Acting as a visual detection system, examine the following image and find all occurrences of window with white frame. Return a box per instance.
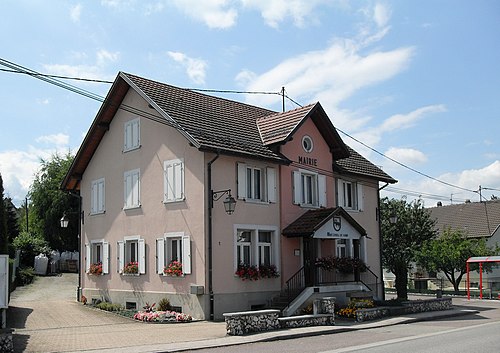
[118,236,145,274]
[234,226,279,270]
[156,233,191,275]
[124,118,140,152]
[85,240,109,274]
[163,159,185,203]
[237,163,276,203]
[293,170,326,208]
[124,169,140,209]
[337,179,363,211]
[90,178,105,214]
[336,239,351,258]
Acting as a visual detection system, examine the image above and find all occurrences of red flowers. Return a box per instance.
[235,264,279,281]
[89,262,103,275]
[123,261,139,274]
[163,261,183,276]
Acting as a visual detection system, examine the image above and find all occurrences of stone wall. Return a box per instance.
[0,329,13,353]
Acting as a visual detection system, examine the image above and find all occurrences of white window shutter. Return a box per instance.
[91,183,97,214]
[292,171,301,205]
[337,179,344,208]
[132,119,140,148]
[182,235,191,275]
[102,241,109,274]
[318,174,327,207]
[124,173,131,207]
[156,238,165,275]
[237,163,246,200]
[174,160,184,201]
[124,122,131,150]
[357,183,364,211]
[266,167,277,203]
[98,180,105,212]
[132,171,140,206]
[138,239,146,274]
[164,161,173,202]
[118,241,124,274]
[85,243,91,273]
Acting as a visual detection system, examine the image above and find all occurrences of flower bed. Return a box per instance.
[133,310,192,323]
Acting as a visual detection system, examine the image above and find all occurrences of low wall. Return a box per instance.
[0,329,13,353]
[224,297,335,336]
[356,297,452,322]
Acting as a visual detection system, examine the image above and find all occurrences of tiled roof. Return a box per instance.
[123,73,287,163]
[282,207,366,237]
[257,103,317,145]
[334,146,397,183]
[428,200,500,238]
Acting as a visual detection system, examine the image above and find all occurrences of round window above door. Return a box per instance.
[302,135,314,153]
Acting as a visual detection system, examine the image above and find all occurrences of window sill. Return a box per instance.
[162,274,185,278]
[243,199,271,205]
[121,273,140,276]
[163,199,185,204]
[123,145,141,153]
[123,205,141,211]
[89,211,106,216]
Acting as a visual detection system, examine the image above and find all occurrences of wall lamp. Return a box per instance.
[211,189,236,215]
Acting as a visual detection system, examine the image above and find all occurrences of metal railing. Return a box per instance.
[284,266,305,303]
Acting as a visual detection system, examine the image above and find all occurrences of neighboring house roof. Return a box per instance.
[282,207,367,238]
[256,103,350,160]
[62,72,396,191]
[334,146,397,184]
[428,200,500,238]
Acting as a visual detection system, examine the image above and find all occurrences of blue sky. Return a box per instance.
[1,0,499,207]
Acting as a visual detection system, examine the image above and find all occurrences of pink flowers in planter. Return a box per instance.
[123,261,139,274]
[133,310,192,322]
[89,262,103,275]
[235,264,279,281]
[163,261,183,276]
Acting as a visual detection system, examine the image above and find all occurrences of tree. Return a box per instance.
[5,197,20,257]
[380,197,436,300]
[0,173,8,254]
[416,228,499,293]
[28,153,78,252]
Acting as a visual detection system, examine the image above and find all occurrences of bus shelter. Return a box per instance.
[466,256,500,300]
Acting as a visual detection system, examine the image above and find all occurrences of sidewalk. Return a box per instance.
[7,274,484,353]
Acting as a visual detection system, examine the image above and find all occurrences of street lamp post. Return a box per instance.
[60,193,83,302]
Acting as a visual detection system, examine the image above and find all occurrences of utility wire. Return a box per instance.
[0,57,485,199]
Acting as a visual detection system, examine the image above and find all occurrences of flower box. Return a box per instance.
[123,261,139,275]
[163,261,183,277]
[89,262,103,275]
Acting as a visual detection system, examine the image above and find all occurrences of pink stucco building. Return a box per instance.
[62,72,396,320]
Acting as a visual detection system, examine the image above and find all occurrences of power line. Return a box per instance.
[0,57,484,199]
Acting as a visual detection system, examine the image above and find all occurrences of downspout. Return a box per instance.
[207,152,220,321]
[377,182,389,300]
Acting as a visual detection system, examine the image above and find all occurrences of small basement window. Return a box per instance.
[125,301,137,310]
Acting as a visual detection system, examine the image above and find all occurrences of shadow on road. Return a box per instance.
[6,306,33,329]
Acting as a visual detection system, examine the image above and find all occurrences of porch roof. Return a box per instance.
[282,207,366,238]
[466,256,500,263]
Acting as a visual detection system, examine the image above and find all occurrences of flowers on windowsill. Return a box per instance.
[163,261,183,276]
[89,262,103,275]
[235,264,280,281]
[123,261,139,274]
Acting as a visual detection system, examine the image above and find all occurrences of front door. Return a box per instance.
[303,237,316,287]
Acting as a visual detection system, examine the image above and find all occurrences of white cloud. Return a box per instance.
[100,0,135,8]
[379,104,447,133]
[241,0,326,28]
[70,4,82,23]
[373,3,391,28]
[167,51,207,85]
[36,133,70,146]
[37,98,50,105]
[43,50,120,81]
[385,147,428,165]
[171,0,238,29]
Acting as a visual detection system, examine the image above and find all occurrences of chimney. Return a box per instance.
[437,202,442,207]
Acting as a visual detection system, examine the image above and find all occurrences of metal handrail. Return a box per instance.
[284,266,305,302]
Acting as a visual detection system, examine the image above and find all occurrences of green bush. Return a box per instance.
[12,232,51,268]
[157,298,172,311]
[18,267,35,286]
[96,302,123,312]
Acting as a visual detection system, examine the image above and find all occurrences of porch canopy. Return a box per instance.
[282,207,366,239]
[466,256,500,300]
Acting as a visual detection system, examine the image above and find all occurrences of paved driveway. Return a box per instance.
[7,274,226,353]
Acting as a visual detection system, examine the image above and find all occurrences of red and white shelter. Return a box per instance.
[466,256,500,300]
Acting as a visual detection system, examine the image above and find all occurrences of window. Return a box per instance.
[118,236,145,274]
[237,163,276,203]
[233,225,279,271]
[124,118,140,152]
[302,135,314,153]
[124,169,140,209]
[293,170,326,207]
[336,239,350,258]
[236,231,252,265]
[337,179,363,211]
[156,233,191,275]
[90,178,105,214]
[85,240,109,274]
[164,159,185,203]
